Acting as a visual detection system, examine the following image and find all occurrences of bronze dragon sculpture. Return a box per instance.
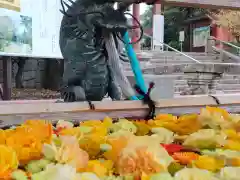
[59,0,156,102]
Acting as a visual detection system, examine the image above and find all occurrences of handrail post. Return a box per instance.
[219,41,225,62]
[205,37,215,54]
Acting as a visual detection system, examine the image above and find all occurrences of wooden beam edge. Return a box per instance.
[0,2,20,12]
[0,95,239,115]
[162,0,240,10]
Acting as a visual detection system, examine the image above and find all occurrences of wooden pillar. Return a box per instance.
[153,2,162,15]
[132,4,140,51]
[2,57,12,100]
[152,1,163,50]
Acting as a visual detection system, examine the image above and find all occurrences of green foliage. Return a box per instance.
[141,5,153,29]
[19,15,32,47]
[0,39,4,51]
[141,6,207,50]
[140,6,153,48]
[164,6,206,50]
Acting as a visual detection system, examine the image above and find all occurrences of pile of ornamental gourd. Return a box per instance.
[1,106,240,180]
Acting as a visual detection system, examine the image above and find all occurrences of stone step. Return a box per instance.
[216,84,240,90]
[137,51,211,56]
[138,52,218,58]
[126,72,240,80]
[137,52,219,58]
[148,58,220,62]
[215,90,240,93]
[127,73,240,91]
[174,90,240,96]
[138,56,219,62]
[175,83,240,90]
[140,61,221,66]
[126,63,240,75]
[177,79,240,84]
[125,67,239,75]
[124,62,233,67]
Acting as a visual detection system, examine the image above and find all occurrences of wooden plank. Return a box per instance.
[0,104,239,128]
[163,0,240,9]
[0,95,239,128]
[93,96,217,111]
[0,101,90,115]
[0,94,239,116]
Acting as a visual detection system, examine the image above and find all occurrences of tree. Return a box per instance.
[212,10,240,42]
[140,6,206,50]
[164,7,206,50]
[19,15,32,46]
[141,6,153,29]
[0,16,14,50]
[140,6,153,48]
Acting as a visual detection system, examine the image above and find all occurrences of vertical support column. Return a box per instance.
[152,2,162,15]
[189,23,193,52]
[132,4,140,51]
[152,1,164,50]
[2,56,12,100]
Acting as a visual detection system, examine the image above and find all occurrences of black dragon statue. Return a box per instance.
[59,0,155,102]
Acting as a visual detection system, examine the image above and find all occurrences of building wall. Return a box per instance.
[213,26,234,51]
[0,58,61,89]
[189,19,211,52]
[4,58,45,88]
[215,26,234,42]
[142,18,234,52]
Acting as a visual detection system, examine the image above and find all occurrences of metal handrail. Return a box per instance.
[208,36,240,51]
[143,34,240,66]
[143,33,202,64]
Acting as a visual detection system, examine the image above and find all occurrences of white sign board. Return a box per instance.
[179,31,184,42]
[193,26,210,47]
[152,14,164,49]
[0,0,63,58]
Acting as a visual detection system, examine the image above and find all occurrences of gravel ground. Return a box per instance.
[11,88,61,100]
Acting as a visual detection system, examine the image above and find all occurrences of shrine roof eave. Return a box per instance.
[162,0,240,10]
[183,15,210,24]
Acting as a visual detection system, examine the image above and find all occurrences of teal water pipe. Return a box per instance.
[123,32,148,96]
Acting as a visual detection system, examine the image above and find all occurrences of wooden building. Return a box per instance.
[183,15,234,52]
[132,1,237,51]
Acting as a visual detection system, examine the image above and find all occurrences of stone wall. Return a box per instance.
[13,58,45,88]
[0,58,53,88]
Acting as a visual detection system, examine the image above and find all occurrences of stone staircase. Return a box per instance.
[124,51,240,96]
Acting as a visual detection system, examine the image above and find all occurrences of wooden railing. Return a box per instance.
[0,94,239,127]
[206,36,240,63]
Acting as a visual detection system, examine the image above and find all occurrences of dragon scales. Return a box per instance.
[59,0,156,102]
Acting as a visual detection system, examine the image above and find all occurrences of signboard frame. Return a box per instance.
[193,26,210,48]
[0,0,20,11]
[0,0,63,58]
